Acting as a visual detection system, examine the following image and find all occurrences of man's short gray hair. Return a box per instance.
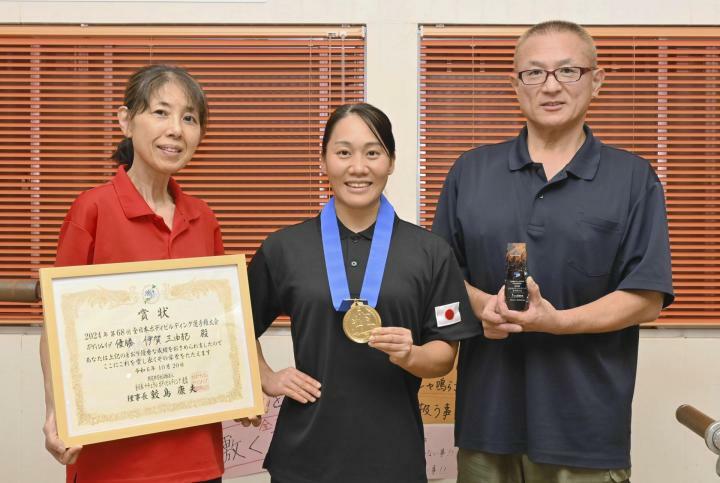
[514,20,597,68]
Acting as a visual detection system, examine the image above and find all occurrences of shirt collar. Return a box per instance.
[338,220,375,240]
[508,126,534,171]
[111,165,201,221]
[508,124,601,181]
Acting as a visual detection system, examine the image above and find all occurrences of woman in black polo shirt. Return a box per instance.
[247,103,481,483]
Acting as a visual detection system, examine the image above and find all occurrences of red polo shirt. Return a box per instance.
[56,166,224,483]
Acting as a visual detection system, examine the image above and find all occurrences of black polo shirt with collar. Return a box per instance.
[248,214,482,483]
[432,125,674,469]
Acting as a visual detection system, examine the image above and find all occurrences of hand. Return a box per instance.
[368,326,414,366]
[262,367,321,404]
[234,415,262,427]
[480,291,523,339]
[43,411,82,465]
[498,277,565,334]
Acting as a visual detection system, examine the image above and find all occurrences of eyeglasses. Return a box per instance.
[516,67,595,85]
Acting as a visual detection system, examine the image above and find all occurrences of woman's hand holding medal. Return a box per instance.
[368,326,414,367]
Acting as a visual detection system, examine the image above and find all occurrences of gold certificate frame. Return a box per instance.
[40,254,263,446]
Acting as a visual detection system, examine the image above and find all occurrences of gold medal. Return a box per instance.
[342,300,382,343]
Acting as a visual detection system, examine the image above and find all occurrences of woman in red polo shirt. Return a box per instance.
[39,65,224,483]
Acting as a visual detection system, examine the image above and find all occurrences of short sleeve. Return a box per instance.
[616,176,674,307]
[419,241,482,344]
[247,244,283,337]
[432,158,469,279]
[55,202,96,267]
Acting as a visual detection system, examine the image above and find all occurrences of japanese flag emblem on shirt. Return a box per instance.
[435,301,461,327]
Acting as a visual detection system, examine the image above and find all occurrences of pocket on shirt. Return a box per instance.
[568,211,622,277]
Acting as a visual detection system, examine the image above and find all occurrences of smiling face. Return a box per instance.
[321,113,395,218]
[511,31,604,135]
[118,81,202,178]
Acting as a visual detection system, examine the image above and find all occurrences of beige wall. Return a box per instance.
[1,0,719,482]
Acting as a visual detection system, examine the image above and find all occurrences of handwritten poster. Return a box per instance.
[222,395,284,478]
[425,424,458,480]
[419,365,457,424]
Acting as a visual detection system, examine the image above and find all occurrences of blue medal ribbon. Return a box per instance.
[320,194,395,312]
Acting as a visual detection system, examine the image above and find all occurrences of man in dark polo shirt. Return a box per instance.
[432,20,674,482]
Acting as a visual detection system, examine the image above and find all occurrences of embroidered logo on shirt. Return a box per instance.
[435,301,461,327]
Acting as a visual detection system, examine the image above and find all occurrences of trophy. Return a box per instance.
[505,243,529,311]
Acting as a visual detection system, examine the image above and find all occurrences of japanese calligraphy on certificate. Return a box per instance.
[40,255,263,446]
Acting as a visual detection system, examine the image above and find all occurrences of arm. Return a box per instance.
[256,339,321,403]
[41,212,91,464]
[246,247,321,404]
[433,157,514,341]
[496,277,663,335]
[40,330,82,464]
[369,328,458,378]
[560,288,663,333]
[489,170,671,336]
[465,281,490,319]
[465,281,522,339]
[236,340,322,427]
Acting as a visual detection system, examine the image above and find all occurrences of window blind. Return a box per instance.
[419,26,720,326]
[0,25,365,322]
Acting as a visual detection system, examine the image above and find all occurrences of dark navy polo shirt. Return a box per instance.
[432,125,674,469]
[248,214,483,483]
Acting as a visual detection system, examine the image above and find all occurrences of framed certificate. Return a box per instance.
[40,254,263,446]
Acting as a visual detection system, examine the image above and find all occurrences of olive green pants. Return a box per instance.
[457,449,631,483]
